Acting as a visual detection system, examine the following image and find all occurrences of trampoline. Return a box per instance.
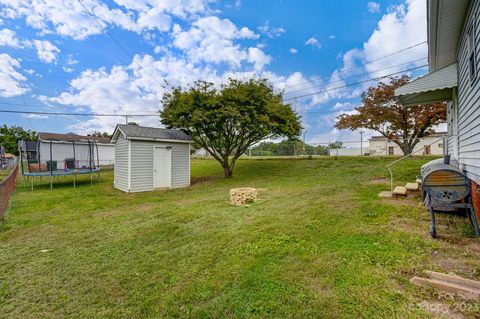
[19,138,101,190]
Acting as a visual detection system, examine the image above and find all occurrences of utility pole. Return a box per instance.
[125,115,128,125]
[303,130,307,155]
[360,130,364,156]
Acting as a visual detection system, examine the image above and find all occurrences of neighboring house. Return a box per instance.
[328,147,368,156]
[395,1,480,212]
[23,141,39,160]
[111,124,192,193]
[369,132,447,156]
[192,148,211,158]
[33,132,115,167]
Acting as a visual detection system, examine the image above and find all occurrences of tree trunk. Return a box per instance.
[223,166,233,178]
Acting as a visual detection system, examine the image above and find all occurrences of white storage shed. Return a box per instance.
[111,124,192,193]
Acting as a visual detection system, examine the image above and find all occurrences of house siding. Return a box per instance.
[38,141,115,167]
[457,0,480,183]
[128,140,190,193]
[114,135,129,192]
[368,135,446,156]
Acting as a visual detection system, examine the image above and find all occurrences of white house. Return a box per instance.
[395,1,480,215]
[328,147,368,156]
[36,132,115,168]
[368,132,447,156]
[111,124,192,193]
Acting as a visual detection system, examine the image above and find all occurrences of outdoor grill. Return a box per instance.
[421,158,480,238]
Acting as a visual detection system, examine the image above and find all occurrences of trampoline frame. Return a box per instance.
[19,138,101,190]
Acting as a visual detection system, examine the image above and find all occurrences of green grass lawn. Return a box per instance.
[1,157,479,318]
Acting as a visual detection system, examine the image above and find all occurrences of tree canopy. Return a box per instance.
[160,78,302,177]
[335,75,446,155]
[0,125,37,155]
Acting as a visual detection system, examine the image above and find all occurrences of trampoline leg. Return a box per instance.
[429,206,437,238]
[73,174,76,188]
[90,173,92,186]
[31,176,33,191]
[50,175,53,190]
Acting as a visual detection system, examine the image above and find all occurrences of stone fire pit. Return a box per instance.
[230,187,257,205]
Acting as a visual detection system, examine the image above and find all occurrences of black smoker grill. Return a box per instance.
[421,159,480,238]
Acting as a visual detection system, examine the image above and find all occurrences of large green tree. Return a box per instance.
[335,76,446,155]
[161,78,302,177]
[0,125,37,155]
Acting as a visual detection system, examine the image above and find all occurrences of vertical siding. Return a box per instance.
[457,0,480,183]
[114,136,129,192]
[130,141,154,192]
[170,142,190,188]
[129,140,190,193]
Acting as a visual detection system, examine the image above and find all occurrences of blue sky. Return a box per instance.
[0,0,430,144]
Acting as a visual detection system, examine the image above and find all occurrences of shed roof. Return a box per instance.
[112,124,192,143]
[38,132,111,144]
[394,63,457,105]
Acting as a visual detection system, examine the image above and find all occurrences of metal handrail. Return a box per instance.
[386,136,450,193]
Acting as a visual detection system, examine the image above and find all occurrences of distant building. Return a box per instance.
[368,132,447,156]
[328,147,368,156]
[19,132,115,168]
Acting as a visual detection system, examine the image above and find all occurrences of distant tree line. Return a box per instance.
[0,125,37,155]
[249,140,344,156]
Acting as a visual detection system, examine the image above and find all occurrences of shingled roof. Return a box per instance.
[38,132,111,143]
[113,124,192,142]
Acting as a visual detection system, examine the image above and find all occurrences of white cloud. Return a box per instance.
[0,0,214,40]
[40,53,314,132]
[367,2,381,13]
[172,16,266,68]
[0,28,21,47]
[360,0,427,76]
[0,53,29,97]
[258,21,286,38]
[289,48,298,55]
[328,34,336,40]
[305,37,321,48]
[32,40,60,64]
[39,53,220,132]
[248,47,271,71]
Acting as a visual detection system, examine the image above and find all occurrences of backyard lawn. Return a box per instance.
[1,157,479,318]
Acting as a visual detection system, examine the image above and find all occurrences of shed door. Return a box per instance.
[388,147,394,155]
[154,147,171,188]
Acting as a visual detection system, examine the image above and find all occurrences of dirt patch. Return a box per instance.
[417,301,466,319]
[93,209,120,218]
[382,198,422,207]
[190,176,221,185]
[370,178,388,184]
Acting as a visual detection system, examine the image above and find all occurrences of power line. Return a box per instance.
[0,109,158,117]
[284,64,428,102]
[1,65,428,117]
[76,0,166,88]
[282,40,427,92]
[283,57,427,96]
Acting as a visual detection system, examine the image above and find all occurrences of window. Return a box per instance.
[467,19,477,82]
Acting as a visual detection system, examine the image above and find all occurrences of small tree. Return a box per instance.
[0,125,37,155]
[328,141,344,149]
[161,79,302,177]
[335,76,446,155]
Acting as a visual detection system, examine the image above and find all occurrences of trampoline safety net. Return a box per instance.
[18,139,101,177]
